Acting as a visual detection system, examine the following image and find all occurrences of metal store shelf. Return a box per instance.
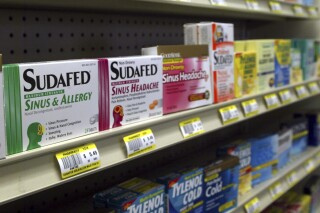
[0,78,320,205]
[0,0,318,20]
[231,146,320,213]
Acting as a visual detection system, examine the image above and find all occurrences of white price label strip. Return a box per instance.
[246,0,259,10]
[219,105,240,124]
[279,89,292,104]
[308,82,320,94]
[269,182,284,200]
[123,129,156,158]
[287,171,298,186]
[293,5,304,16]
[244,197,260,213]
[56,143,100,179]
[305,159,316,173]
[295,85,309,98]
[210,0,226,5]
[264,93,280,109]
[179,117,204,138]
[269,1,282,13]
[241,99,259,117]
[309,7,318,17]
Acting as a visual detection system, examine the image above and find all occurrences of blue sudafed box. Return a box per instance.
[249,134,278,187]
[276,128,293,170]
[203,156,240,213]
[305,112,320,146]
[156,167,204,213]
[93,177,165,213]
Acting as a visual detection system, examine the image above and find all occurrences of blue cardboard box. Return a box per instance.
[203,156,240,213]
[249,134,278,187]
[276,128,293,170]
[157,168,204,213]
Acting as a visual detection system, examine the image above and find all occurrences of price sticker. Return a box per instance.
[246,0,259,10]
[295,85,309,98]
[269,182,284,200]
[123,129,156,158]
[56,143,100,179]
[269,1,282,13]
[293,5,304,16]
[305,159,316,173]
[264,93,280,109]
[279,89,292,104]
[219,105,240,125]
[210,0,226,5]
[179,117,205,138]
[287,171,298,186]
[241,99,259,117]
[244,197,260,213]
[308,7,318,17]
[308,82,320,94]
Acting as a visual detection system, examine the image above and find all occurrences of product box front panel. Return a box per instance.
[157,168,204,213]
[242,51,257,96]
[290,48,303,84]
[198,22,234,103]
[293,39,316,80]
[3,60,99,154]
[246,40,275,92]
[234,52,244,98]
[203,157,240,213]
[277,129,293,169]
[100,56,163,129]
[274,39,291,87]
[142,45,212,114]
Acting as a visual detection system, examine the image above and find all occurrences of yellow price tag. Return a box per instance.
[241,99,259,117]
[123,129,156,158]
[219,105,240,125]
[264,93,280,109]
[279,89,292,104]
[293,5,304,16]
[269,1,282,13]
[269,182,284,200]
[305,159,316,173]
[308,82,320,94]
[295,85,309,98]
[287,171,298,186]
[56,143,100,179]
[179,117,204,138]
[244,197,260,213]
[246,0,259,10]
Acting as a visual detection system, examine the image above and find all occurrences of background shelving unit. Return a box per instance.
[0,0,320,212]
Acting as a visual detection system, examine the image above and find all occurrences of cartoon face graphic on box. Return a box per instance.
[27,122,44,150]
[113,105,124,128]
[215,25,224,43]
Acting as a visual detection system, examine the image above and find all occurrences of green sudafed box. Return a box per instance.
[3,60,99,155]
[93,178,165,213]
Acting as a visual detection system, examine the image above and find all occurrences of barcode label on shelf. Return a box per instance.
[241,99,259,117]
[56,143,100,179]
[244,197,260,213]
[179,117,204,138]
[269,1,282,13]
[269,182,284,200]
[308,82,320,94]
[279,89,292,104]
[308,7,318,17]
[305,159,316,173]
[123,129,156,158]
[295,85,309,98]
[246,0,259,10]
[210,0,226,5]
[219,105,240,124]
[293,5,304,16]
[287,171,298,186]
[264,93,280,109]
